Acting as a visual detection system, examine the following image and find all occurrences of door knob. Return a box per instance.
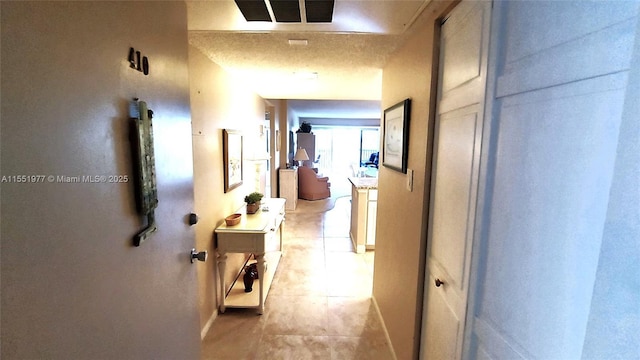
[434,278,444,287]
[190,249,207,263]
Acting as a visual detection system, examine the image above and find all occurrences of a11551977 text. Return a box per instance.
[1,175,130,184]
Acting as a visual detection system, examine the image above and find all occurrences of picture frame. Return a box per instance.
[223,129,243,193]
[382,98,411,173]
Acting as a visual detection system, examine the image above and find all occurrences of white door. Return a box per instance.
[420,1,491,358]
[467,2,639,359]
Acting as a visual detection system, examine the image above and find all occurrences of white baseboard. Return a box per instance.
[372,295,398,360]
[200,309,218,340]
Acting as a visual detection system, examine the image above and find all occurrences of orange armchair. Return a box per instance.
[298,166,331,200]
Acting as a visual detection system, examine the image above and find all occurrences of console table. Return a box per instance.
[214,198,286,314]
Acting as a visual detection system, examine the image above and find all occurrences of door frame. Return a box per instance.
[418,1,494,358]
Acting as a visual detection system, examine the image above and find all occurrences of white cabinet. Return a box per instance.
[348,177,378,253]
[279,168,298,211]
[366,190,378,247]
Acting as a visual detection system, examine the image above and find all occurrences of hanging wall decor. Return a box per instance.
[223,129,243,193]
[129,99,158,246]
[382,98,411,173]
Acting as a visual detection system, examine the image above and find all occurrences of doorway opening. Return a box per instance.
[312,126,380,197]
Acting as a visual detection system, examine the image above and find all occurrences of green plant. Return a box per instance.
[296,121,312,133]
[244,192,264,204]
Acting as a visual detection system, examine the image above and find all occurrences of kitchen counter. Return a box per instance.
[349,177,378,253]
[348,177,378,189]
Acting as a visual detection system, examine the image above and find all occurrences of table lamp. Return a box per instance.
[293,148,309,167]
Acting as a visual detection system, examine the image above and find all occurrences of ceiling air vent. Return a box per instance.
[271,0,301,22]
[235,0,334,23]
[305,0,334,23]
[234,0,272,22]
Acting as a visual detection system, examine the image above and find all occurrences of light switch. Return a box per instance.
[407,169,413,192]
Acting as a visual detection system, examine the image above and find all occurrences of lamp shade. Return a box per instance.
[293,148,309,161]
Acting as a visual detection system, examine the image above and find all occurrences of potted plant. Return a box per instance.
[296,121,312,133]
[244,192,264,214]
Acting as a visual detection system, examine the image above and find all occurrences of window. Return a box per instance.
[313,126,379,176]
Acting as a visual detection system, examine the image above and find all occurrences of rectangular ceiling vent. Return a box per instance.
[235,0,334,23]
[234,0,272,22]
[305,0,334,23]
[271,0,302,22]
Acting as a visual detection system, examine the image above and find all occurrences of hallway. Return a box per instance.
[201,197,394,359]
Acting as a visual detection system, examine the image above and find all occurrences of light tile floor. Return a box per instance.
[201,197,394,359]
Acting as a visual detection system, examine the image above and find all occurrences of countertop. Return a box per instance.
[348,177,378,189]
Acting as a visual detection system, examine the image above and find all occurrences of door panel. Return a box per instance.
[469,2,638,359]
[421,1,490,358]
[430,110,479,290]
[441,5,484,93]
[424,279,461,360]
[468,1,640,359]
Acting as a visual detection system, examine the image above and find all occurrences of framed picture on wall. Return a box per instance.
[223,129,243,193]
[382,98,411,173]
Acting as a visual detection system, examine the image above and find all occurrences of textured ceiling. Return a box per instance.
[187,1,429,34]
[187,0,430,117]
[188,31,402,100]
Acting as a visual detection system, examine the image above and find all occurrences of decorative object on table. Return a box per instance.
[243,263,258,292]
[296,121,312,133]
[224,213,241,226]
[382,98,411,173]
[244,192,264,214]
[129,98,158,246]
[293,148,309,167]
[223,129,243,193]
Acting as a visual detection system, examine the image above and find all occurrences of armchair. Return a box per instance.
[298,166,331,200]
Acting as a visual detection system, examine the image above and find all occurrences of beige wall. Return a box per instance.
[265,99,291,196]
[280,100,293,168]
[374,2,457,359]
[188,46,266,335]
[265,102,278,198]
[274,99,293,169]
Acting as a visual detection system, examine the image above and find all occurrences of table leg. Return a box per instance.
[256,253,266,314]
[217,252,227,313]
